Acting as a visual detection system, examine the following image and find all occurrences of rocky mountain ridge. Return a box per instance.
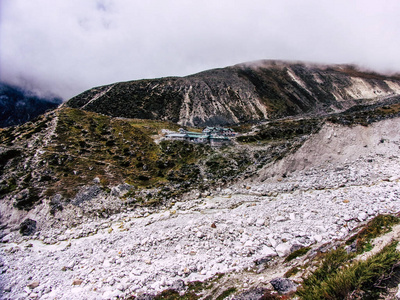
[67,60,400,127]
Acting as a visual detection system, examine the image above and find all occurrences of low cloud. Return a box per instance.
[1,0,400,100]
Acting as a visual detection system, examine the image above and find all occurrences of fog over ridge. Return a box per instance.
[1,0,399,100]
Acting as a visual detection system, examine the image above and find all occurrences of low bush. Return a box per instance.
[297,241,400,299]
[346,214,400,253]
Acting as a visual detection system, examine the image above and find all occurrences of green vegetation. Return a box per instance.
[284,266,301,278]
[152,289,199,300]
[346,214,400,253]
[138,275,223,300]
[297,241,400,300]
[1,107,276,210]
[203,150,251,184]
[42,108,211,200]
[297,215,400,299]
[237,119,321,144]
[0,113,52,145]
[0,106,314,211]
[215,287,237,300]
[285,246,311,262]
[0,177,17,196]
[328,102,400,126]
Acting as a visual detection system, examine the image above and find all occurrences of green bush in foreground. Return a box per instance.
[297,241,400,300]
[285,246,312,262]
[346,214,400,253]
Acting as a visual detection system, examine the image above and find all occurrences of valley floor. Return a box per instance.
[1,118,400,299]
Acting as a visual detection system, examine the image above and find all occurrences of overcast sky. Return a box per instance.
[1,0,400,100]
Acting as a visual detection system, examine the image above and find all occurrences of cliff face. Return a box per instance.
[66,60,400,127]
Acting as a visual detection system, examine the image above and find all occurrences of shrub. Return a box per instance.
[297,241,400,300]
[346,214,400,253]
[285,246,311,262]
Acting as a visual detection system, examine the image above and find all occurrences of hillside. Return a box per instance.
[66,60,400,127]
[1,102,400,299]
[0,82,62,128]
[2,61,400,299]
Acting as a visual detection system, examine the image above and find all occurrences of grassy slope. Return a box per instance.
[2,97,400,210]
[42,108,211,200]
[0,108,214,209]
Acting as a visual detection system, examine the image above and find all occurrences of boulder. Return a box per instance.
[27,281,40,289]
[260,246,277,257]
[270,278,297,294]
[275,243,291,257]
[233,288,268,300]
[19,218,37,236]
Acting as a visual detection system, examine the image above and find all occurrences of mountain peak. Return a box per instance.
[66,60,400,127]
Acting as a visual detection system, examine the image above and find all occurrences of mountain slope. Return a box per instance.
[0,82,62,128]
[66,60,400,127]
[2,107,400,299]
[2,61,400,298]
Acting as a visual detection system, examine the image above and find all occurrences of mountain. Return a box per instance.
[67,60,400,127]
[2,61,400,299]
[0,82,62,128]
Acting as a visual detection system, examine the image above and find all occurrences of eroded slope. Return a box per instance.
[67,61,400,127]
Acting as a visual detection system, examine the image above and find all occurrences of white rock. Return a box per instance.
[58,235,67,241]
[358,212,368,221]
[256,219,265,227]
[244,240,254,247]
[343,214,353,221]
[67,261,76,269]
[260,246,277,257]
[102,289,121,299]
[275,243,291,257]
[268,235,278,248]
[159,211,171,220]
[390,175,400,182]
[276,216,287,222]
[313,235,323,243]
[395,283,400,299]
[196,231,204,238]
[103,259,111,268]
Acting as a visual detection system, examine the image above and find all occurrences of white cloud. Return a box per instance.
[1,0,400,99]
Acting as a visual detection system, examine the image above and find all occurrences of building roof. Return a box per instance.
[210,136,229,140]
[166,133,187,138]
[186,131,203,136]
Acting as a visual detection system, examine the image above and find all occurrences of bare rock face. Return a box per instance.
[66,60,400,127]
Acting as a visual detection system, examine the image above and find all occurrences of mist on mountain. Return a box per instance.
[0,82,62,128]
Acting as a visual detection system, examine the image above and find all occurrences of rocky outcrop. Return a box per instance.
[66,60,400,127]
